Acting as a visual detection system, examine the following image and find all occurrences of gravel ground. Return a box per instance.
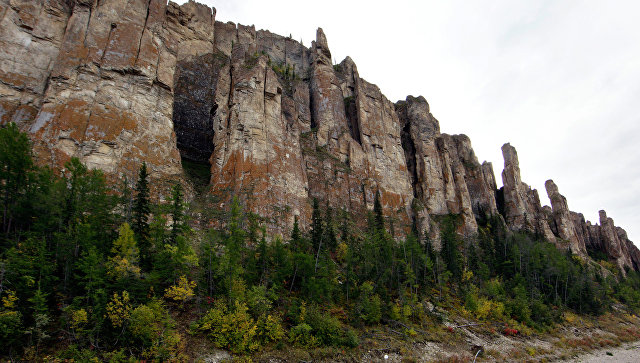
[572,343,640,363]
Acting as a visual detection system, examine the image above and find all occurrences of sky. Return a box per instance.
[177,0,640,245]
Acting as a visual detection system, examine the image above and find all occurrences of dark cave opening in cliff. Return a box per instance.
[400,120,419,199]
[344,96,362,145]
[172,57,219,191]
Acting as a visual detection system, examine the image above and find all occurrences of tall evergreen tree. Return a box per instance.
[0,123,33,236]
[119,174,133,224]
[440,215,463,280]
[373,189,385,233]
[325,202,337,252]
[290,215,302,250]
[310,198,323,253]
[169,183,185,245]
[132,162,151,270]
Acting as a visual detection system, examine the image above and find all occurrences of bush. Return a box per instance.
[256,314,285,344]
[306,307,359,347]
[56,344,100,362]
[129,305,158,344]
[389,301,413,323]
[342,328,359,348]
[0,310,23,349]
[530,299,554,328]
[106,291,132,328]
[247,285,274,317]
[475,298,505,321]
[357,281,382,324]
[306,309,342,346]
[507,290,532,324]
[163,275,196,305]
[128,300,184,360]
[289,323,318,348]
[198,301,259,353]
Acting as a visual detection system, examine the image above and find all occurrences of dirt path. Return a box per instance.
[568,342,640,362]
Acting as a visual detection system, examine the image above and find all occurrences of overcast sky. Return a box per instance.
[178,0,640,245]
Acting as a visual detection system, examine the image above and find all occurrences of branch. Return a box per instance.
[452,323,484,328]
[383,318,428,334]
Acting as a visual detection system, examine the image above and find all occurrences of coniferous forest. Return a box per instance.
[2,122,640,361]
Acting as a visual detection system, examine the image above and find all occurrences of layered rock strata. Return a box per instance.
[501,144,556,242]
[545,179,586,255]
[0,0,638,271]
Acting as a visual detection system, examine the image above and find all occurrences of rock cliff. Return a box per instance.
[1,0,638,272]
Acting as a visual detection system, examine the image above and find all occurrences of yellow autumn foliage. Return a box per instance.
[475,297,505,321]
[70,308,88,329]
[107,223,141,279]
[106,291,132,328]
[2,290,18,309]
[197,301,260,353]
[164,275,196,303]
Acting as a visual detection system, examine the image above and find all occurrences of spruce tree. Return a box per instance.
[440,215,463,280]
[169,183,185,245]
[373,189,385,233]
[340,209,350,243]
[325,202,337,252]
[119,174,133,223]
[290,215,302,250]
[311,198,323,253]
[0,123,32,236]
[132,162,151,270]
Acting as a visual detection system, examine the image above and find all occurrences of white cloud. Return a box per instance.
[178,0,640,245]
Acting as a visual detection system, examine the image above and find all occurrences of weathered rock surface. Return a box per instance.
[501,143,556,242]
[395,96,502,239]
[599,211,634,272]
[545,179,586,255]
[20,0,216,187]
[0,0,72,128]
[0,0,638,271]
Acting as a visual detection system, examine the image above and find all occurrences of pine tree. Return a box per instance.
[340,209,350,243]
[119,174,133,223]
[75,246,105,305]
[310,198,323,253]
[0,123,33,236]
[290,215,302,250]
[440,215,463,280]
[132,162,151,270]
[373,189,385,233]
[311,198,324,273]
[169,183,185,245]
[325,202,337,252]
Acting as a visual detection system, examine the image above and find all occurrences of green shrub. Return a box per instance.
[56,344,99,362]
[306,309,342,346]
[247,285,274,317]
[129,304,158,344]
[256,314,285,344]
[103,349,138,363]
[342,328,359,348]
[357,281,382,324]
[198,301,259,353]
[127,300,183,360]
[0,310,23,349]
[289,323,318,348]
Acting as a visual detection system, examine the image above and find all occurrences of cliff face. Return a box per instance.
[1,0,638,272]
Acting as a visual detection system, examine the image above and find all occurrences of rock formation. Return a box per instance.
[0,0,638,272]
[545,179,586,255]
[500,144,556,242]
